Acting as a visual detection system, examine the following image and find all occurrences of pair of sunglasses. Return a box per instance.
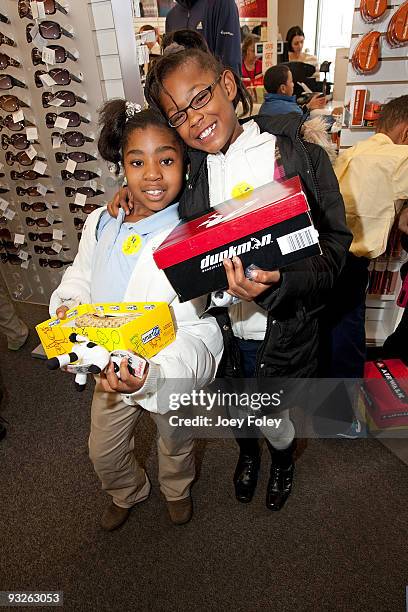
[28,231,62,242]
[46,111,89,129]
[0,185,10,194]
[0,95,29,112]
[65,186,104,198]
[11,170,50,181]
[52,131,93,147]
[0,115,34,133]
[26,216,62,227]
[21,202,58,212]
[7,152,46,167]
[1,240,26,253]
[0,13,10,24]
[18,0,68,19]
[0,75,27,90]
[42,90,85,108]
[32,45,76,66]
[69,202,100,214]
[26,21,73,44]
[34,244,69,254]
[0,53,21,70]
[62,169,99,182]
[0,252,31,265]
[2,133,38,150]
[73,217,85,230]
[55,151,96,164]
[34,69,81,88]
[17,186,54,196]
[39,258,72,268]
[0,32,15,47]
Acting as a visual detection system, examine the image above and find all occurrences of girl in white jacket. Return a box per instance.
[50,101,223,531]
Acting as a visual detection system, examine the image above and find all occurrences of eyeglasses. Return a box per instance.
[2,133,38,150]
[168,74,222,128]
[21,202,58,212]
[65,186,104,198]
[52,131,93,147]
[0,13,10,24]
[34,69,81,88]
[42,90,86,108]
[0,95,29,112]
[11,170,50,180]
[6,151,46,167]
[28,231,60,242]
[0,75,27,90]
[0,115,33,133]
[46,111,89,129]
[39,258,72,268]
[26,21,73,44]
[0,53,21,70]
[1,252,31,265]
[18,0,68,19]
[17,186,54,196]
[0,32,15,48]
[69,202,100,214]
[31,45,76,67]
[26,216,62,227]
[61,169,99,182]
[34,244,69,254]
[55,151,96,164]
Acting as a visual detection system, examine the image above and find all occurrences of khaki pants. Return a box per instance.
[0,282,27,347]
[89,382,195,508]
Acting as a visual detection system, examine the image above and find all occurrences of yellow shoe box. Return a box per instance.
[36,302,175,359]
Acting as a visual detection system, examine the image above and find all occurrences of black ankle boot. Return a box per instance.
[266,441,296,511]
[233,452,260,503]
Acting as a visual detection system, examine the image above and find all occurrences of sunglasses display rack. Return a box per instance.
[340,0,408,347]
[0,0,124,305]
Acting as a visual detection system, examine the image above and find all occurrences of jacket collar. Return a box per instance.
[175,0,199,8]
[264,93,297,103]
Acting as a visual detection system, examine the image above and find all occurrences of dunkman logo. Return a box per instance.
[142,326,160,344]
[200,234,272,271]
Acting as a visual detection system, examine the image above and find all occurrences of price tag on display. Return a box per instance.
[30,1,39,19]
[12,109,24,123]
[36,183,48,196]
[54,116,70,130]
[52,135,62,149]
[26,126,38,141]
[0,198,9,212]
[21,259,30,269]
[45,212,55,225]
[65,159,77,173]
[18,250,29,261]
[52,228,63,241]
[37,1,46,18]
[14,233,25,245]
[74,193,87,206]
[85,179,97,190]
[26,145,38,160]
[42,47,56,65]
[39,73,57,87]
[51,241,62,253]
[48,96,64,107]
[33,160,47,175]
[4,209,15,220]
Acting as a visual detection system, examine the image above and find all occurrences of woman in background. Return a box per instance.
[241,34,263,94]
[286,25,319,78]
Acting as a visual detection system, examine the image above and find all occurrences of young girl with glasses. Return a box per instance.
[112,47,351,512]
[49,100,223,531]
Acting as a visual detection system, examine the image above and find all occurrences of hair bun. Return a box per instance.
[163,42,185,56]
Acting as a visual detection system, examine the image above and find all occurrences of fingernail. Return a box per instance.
[223,258,231,267]
[249,270,258,280]
[233,256,239,264]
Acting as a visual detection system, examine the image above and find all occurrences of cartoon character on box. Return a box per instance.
[46,333,147,392]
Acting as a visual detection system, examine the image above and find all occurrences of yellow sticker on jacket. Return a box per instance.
[231,181,254,199]
[122,233,142,255]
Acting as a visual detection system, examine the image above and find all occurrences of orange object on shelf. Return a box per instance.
[360,0,388,23]
[352,31,381,74]
[364,101,382,127]
[386,0,408,48]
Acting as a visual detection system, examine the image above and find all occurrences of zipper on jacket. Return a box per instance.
[295,120,321,205]
[254,311,275,375]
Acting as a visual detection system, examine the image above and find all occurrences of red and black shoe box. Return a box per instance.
[153,176,321,302]
[362,359,408,429]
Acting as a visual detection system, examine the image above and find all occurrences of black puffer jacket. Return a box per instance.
[178,113,353,379]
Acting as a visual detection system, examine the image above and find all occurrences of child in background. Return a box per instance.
[113,47,351,511]
[50,101,223,531]
[260,65,326,116]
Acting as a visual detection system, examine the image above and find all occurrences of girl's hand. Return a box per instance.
[223,257,280,301]
[107,186,133,218]
[306,95,326,111]
[99,359,149,395]
[56,305,69,320]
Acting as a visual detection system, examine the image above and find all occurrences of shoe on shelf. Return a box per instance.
[100,503,130,531]
[233,453,260,503]
[336,418,366,439]
[8,324,29,351]
[266,440,296,511]
[166,496,193,525]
